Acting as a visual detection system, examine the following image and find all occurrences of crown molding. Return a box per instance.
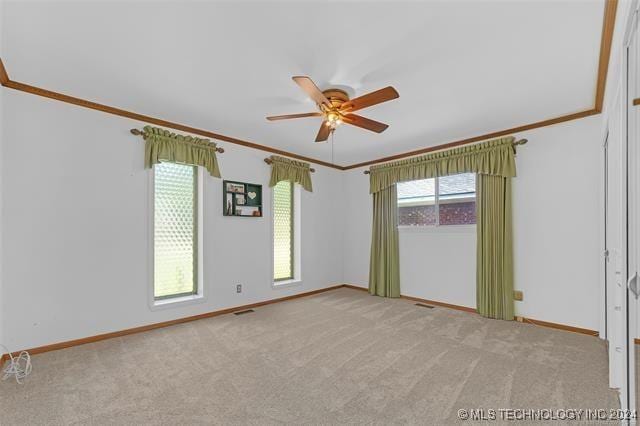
[342,109,600,170]
[344,0,617,170]
[1,76,345,170]
[595,0,618,113]
[0,0,617,171]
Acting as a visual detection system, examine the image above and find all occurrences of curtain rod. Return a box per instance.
[264,158,315,173]
[130,128,225,153]
[363,138,528,174]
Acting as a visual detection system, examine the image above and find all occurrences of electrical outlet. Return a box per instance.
[236,284,242,293]
[513,290,523,301]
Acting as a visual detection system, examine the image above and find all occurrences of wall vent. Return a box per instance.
[415,303,435,309]
[233,309,255,315]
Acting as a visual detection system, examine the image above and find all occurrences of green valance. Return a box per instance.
[143,125,221,178]
[268,155,313,192]
[368,136,516,193]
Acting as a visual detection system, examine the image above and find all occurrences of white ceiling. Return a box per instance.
[4,0,604,166]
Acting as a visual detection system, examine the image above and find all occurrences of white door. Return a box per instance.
[628,12,640,418]
[606,90,628,404]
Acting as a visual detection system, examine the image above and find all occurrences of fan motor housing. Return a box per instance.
[322,89,350,107]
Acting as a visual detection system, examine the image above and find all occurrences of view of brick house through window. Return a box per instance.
[397,173,476,226]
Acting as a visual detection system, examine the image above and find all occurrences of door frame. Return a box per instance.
[626,17,635,414]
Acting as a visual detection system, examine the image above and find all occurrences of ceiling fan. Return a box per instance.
[266,76,399,142]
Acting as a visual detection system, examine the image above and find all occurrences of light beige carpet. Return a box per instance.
[0,288,618,425]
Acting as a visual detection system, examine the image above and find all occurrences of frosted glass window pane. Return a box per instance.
[154,162,197,299]
[273,181,293,280]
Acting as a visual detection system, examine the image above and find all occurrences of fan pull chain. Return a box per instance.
[331,130,335,165]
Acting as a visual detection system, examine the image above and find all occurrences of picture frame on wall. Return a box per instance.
[226,182,245,193]
[226,193,233,215]
[223,180,262,217]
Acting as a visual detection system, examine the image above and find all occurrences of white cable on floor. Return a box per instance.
[0,344,31,384]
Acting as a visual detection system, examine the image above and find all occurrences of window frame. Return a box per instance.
[271,181,301,287]
[397,174,477,228]
[273,181,294,282]
[148,163,205,310]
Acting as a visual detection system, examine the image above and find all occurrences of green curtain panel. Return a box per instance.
[268,155,313,192]
[369,184,400,298]
[366,136,518,317]
[143,125,221,177]
[368,136,515,194]
[476,174,514,320]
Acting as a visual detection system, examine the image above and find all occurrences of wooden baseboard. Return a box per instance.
[0,284,344,360]
[342,284,368,292]
[341,284,598,336]
[0,283,601,362]
[400,293,477,313]
[519,317,598,336]
[344,284,477,313]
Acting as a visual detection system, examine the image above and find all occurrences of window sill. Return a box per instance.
[150,294,205,311]
[272,279,302,289]
[398,224,476,234]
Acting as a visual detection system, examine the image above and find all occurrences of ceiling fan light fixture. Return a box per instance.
[326,111,340,124]
[266,76,399,143]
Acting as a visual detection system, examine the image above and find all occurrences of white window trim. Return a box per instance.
[398,175,476,228]
[271,183,302,288]
[398,224,476,233]
[147,164,205,310]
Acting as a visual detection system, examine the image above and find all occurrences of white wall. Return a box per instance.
[512,115,603,330]
[343,115,604,330]
[1,90,345,351]
[343,170,477,307]
[0,77,608,350]
[0,0,4,352]
[400,227,476,307]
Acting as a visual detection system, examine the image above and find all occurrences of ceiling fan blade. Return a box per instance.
[292,76,331,107]
[342,114,389,133]
[266,112,322,121]
[340,86,399,112]
[315,122,331,142]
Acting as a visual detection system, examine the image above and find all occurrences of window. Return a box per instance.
[397,178,437,226]
[437,173,476,225]
[273,181,294,281]
[154,162,198,300]
[397,173,476,226]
